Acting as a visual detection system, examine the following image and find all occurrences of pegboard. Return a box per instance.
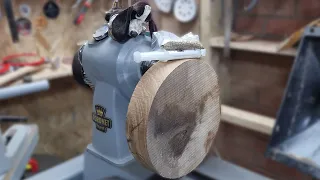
[0,0,199,59]
[0,0,123,59]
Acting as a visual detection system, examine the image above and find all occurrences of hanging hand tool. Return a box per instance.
[74,0,93,25]
[3,0,19,42]
[0,53,45,75]
[16,17,32,36]
[0,53,45,86]
[34,16,48,30]
[19,4,32,18]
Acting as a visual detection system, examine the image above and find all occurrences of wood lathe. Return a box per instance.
[21,2,269,180]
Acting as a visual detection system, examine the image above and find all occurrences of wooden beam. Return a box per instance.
[200,0,213,67]
[210,36,296,57]
[221,105,275,135]
[201,0,222,69]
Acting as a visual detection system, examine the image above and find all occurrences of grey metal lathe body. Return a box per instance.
[80,33,153,179]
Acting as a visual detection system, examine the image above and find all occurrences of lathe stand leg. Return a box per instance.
[84,144,154,180]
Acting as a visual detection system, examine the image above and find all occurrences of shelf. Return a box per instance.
[210,36,297,57]
[1,64,72,87]
[28,64,72,82]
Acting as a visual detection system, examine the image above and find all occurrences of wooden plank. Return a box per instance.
[29,64,72,82]
[222,0,233,59]
[277,18,320,51]
[221,105,275,135]
[200,0,213,66]
[210,36,297,57]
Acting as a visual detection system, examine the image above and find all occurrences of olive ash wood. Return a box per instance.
[126,59,221,179]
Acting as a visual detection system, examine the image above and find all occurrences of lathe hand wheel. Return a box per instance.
[126,59,221,179]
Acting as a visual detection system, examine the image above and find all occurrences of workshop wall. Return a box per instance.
[0,78,93,159]
[0,0,116,160]
[0,1,307,179]
[225,51,293,117]
[147,0,200,35]
[0,0,200,160]
[0,0,199,58]
[0,0,111,59]
[222,0,316,116]
[216,0,315,179]
[235,0,320,40]
[215,123,313,180]
[217,49,311,177]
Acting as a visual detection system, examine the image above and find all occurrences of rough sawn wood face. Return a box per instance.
[126,59,221,179]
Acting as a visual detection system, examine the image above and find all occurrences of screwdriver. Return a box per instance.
[74,0,93,25]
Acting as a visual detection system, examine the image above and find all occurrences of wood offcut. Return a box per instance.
[126,59,221,179]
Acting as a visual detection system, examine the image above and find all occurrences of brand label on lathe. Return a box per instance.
[92,105,112,133]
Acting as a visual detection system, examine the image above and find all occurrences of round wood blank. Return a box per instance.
[126,59,220,179]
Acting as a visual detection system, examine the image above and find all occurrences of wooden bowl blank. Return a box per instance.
[126,59,220,179]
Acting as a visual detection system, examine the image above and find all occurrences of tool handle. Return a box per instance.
[2,53,45,66]
[3,0,19,42]
[74,0,92,25]
[0,116,28,122]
